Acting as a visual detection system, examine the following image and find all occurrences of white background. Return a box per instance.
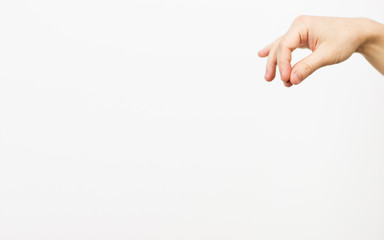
[0,0,383,239]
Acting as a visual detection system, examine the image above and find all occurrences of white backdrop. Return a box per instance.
[0,0,383,239]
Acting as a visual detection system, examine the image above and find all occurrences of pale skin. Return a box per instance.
[258,15,384,87]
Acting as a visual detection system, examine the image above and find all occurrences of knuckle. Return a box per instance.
[301,61,313,76]
[277,35,292,51]
[267,55,277,65]
[277,39,288,53]
[276,41,289,64]
[294,15,309,23]
[269,50,278,64]
[277,40,285,50]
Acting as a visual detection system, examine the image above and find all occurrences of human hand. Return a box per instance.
[258,15,384,87]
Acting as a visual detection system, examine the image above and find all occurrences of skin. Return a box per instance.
[258,15,384,87]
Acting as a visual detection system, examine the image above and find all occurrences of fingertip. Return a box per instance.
[258,49,269,58]
[264,73,272,82]
[265,67,275,82]
[264,70,275,82]
[284,81,293,87]
[259,42,274,57]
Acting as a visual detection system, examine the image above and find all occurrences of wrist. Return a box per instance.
[356,18,384,55]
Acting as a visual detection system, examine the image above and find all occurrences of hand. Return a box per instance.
[258,15,384,87]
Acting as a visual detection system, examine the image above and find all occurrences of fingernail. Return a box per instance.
[293,72,301,84]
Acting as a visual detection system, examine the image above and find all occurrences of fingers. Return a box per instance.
[260,19,309,86]
[259,39,281,81]
[258,42,274,57]
[276,40,294,82]
[265,45,277,81]
[289,48,328,85]
[258,47,269,58]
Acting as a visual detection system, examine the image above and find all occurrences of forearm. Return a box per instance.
[357,19,384,75]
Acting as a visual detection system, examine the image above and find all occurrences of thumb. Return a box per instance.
[289,49,329,85]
